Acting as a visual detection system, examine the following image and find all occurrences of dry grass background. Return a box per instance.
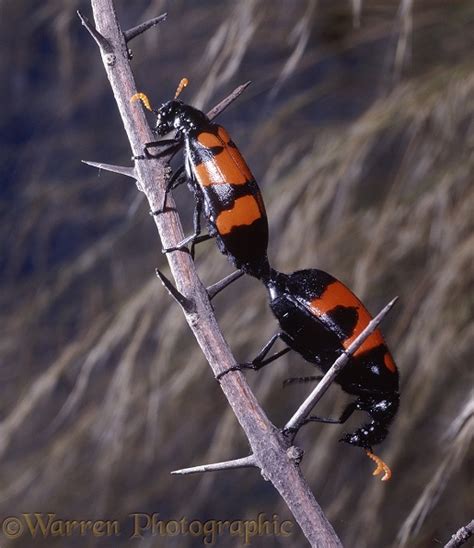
[0,1,473,546]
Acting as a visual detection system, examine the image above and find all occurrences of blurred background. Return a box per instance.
[1,0,473,546]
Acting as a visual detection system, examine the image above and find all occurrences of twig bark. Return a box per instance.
[444,519,474,548]
[82,2,343,545]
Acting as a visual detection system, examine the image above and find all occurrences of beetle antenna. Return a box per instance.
[130,92,156,113]
[174,77,189,99]
[365,450,392,481]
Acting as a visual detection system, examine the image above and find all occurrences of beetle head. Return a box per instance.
[154,100,185,136]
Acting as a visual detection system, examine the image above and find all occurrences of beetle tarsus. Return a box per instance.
[215,362,256,381]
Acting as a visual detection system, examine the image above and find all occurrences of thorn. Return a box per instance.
[82,160,137,179]
[155,268,195,313]
[386,296,399,311]
[171,455,257,475]
[207,270,244,300]
[124,13,167,43]
[206,81,251,121]
[77,10,113,54]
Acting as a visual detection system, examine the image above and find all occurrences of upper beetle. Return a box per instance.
[131,80,270,280]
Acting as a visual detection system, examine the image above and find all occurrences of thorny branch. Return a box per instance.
[79,2,396,545]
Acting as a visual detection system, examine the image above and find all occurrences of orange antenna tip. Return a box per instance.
[130,92,153,112]
[366,450,392,481]
[174,77,189,99]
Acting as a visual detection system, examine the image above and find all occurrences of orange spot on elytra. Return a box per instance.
[308,281,396,372]
[384,352,396,373]
[215,195,262,235]
[197,131,222,148]
[217,126,231,144]
[366,450,392,481]
[194,127,254,186]
[194,157,248,186]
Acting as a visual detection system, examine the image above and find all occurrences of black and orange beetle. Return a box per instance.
[131,80,270,280]
[223,267,399,480]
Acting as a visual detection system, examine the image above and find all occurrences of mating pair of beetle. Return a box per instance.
[131,79,399,481]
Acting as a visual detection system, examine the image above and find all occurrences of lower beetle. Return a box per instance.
[223,267,399,480]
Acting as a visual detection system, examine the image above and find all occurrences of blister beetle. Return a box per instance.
[131,80,270,279]
[221,267,399,480]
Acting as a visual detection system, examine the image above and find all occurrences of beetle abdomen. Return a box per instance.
[268,269,398,391]
[188,125,269,277]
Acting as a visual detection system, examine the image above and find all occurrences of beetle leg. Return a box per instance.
[302,401,358,426]
[150,165,187,215]
[163,233,212,255]
[132,139,180,161]
[282,401,358,441]
[251,346,291,370]
[282,375,323,387]
[242,332,288,370]
[145,139,179,157]
[162,193,211,258]
[216,333,291,380]
[144,138,178,149]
